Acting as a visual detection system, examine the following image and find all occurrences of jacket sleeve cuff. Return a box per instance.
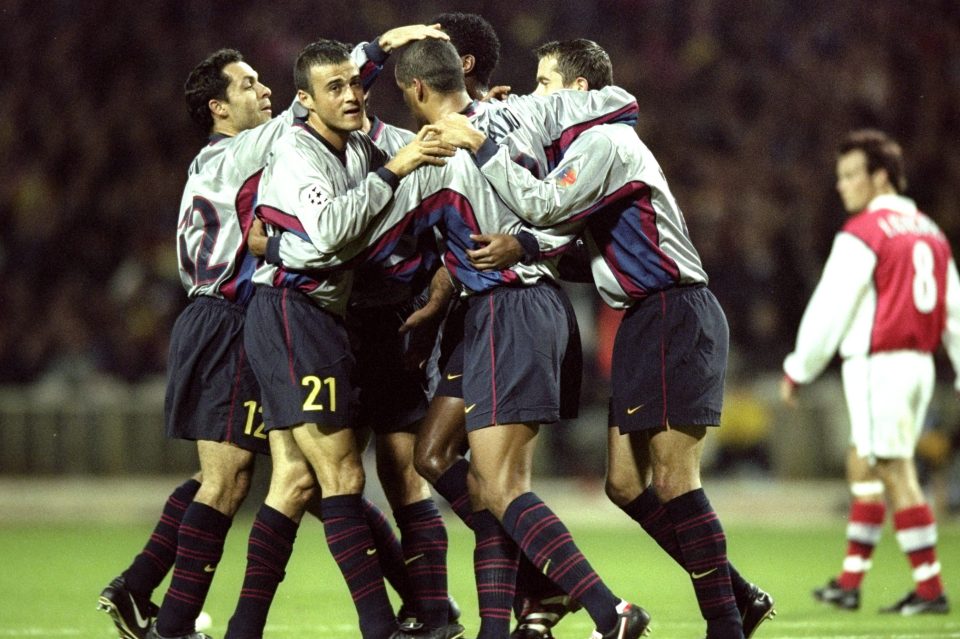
[515,230,541,264]
[266,236,283,265]
[375,166,400,191]
[364,40,389,65]
[472,137,500,167]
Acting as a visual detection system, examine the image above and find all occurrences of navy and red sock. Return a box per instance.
[322,494,396,639]
[432,458,474,527]
[395,499,450,629]
[155,501,232,637]
[502,492,619,635]
[514,552,567,617]
[664,489,740,639]
[362,497,413,608]
[224,504,298,639]
[622,487,752,603]
[122,478,200,598]
[472,509,519,639]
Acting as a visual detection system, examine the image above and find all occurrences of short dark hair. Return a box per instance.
[395,39,466,93]
[184,48,243,135]
[430,12,500,87]
[294,39,353,96]
[535,39,613,90]
[839,129,907,193]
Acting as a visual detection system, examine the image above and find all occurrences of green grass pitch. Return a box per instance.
[1,515,957,638]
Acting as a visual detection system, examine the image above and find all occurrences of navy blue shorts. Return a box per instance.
[244,287,355,432]
[435,338,465,399]
[432,299,467,399]
[347,301,429,432]
[463,282,580,431]
[557,283,582,421]
[164,296,269,455]
[610,285,728,432]
[437,291,581,419]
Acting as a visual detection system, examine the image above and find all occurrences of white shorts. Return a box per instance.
[841,351,934,460]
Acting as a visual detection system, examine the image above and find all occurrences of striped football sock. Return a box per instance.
[224,504,298,639]
[894,504,944,600]
[664,489,740,639]
[362,497,413,608]
[472,509,519,639]
[502,492,619,635]
[395,499,450,629]
[321,494,395,639]
[623,487,752,602]
[155,502,232,637]
[123,478,200,597]
[433,458,474,526]
[837,500,885,590]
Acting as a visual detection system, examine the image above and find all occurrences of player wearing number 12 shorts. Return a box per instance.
[782,129,957,615]
[99,42,400,639]
[99,48,314,639]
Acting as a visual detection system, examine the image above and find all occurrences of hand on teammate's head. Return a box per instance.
[378,23,449,53]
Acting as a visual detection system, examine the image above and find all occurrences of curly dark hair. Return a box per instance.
[430,12,500,87]
[184,48,243,136]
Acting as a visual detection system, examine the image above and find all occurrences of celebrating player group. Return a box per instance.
[95,9,953,639]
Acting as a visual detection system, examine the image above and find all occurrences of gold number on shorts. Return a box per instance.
[242,400,267,439]
[302,375,336,412]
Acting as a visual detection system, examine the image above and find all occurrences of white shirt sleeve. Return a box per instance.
[285,146,394,255]
[783,232,877,384]
[228,98,303,177]
[941,257,960,392]
[477,129,618,228]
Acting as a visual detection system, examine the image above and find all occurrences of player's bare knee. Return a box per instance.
[223,469,253,510]
[288,481,317,512]
[276,468,317,512]
[196,477,247,516]
[604,473,640,507]
[413,444,453,484]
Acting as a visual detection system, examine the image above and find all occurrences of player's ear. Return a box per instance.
[209,98,228,120]
[414,78,426,102]
[872,167,891,190]
[460,54,476,76]
[572,76,590,92]
[296,89,314,111]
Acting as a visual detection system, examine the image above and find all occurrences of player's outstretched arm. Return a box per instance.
[378,23,448,52]
[482,85,512,101]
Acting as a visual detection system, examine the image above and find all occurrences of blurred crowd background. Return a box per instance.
[2,0,959,500]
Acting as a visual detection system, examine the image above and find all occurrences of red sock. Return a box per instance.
[894,504,944,600]
[837,500,885,590]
